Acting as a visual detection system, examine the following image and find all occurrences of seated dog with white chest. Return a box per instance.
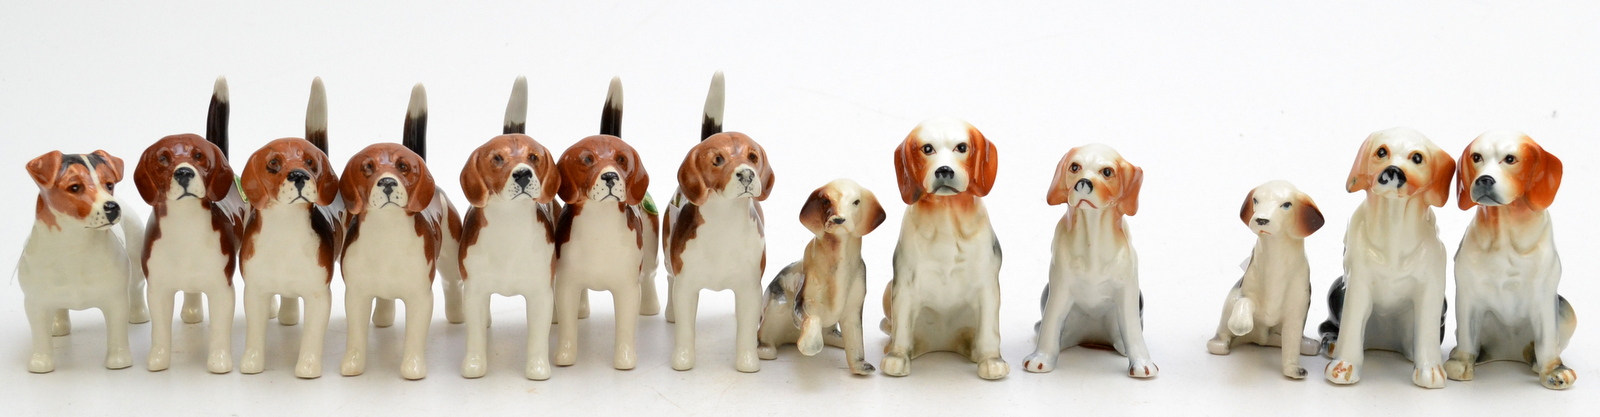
[1206,180,1324,379]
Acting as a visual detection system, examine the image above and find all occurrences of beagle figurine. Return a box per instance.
[134,77,249,374]
[1023,144,1157,378]
[338,84,463,380]
[756,179,886,375]
[1447,131,1575,390]
[663,72,776,372]
[552,78,660,370]
[880,117,1008,380]
[458,76,563,380]
[1320,127,1454,388]
[1206,180,1325,379]
[20,149,147,373]
[237,78,345,378]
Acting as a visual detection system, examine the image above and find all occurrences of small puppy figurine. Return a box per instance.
[20,150,146,372]
[237,78,345,378]
[1205,180,1324,379]
[663,72,776,372]
[553,77,659,370]
[1447,131,1575,390]
[338,84,463,380]
[756,179,886,375]
[1320,127,1454,388]
[459,76,563,380]
[1023,144,1157,378]
[880,117,1008,380]
[135,77,249,374]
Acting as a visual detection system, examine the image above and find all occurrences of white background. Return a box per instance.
[1,1,1595,415]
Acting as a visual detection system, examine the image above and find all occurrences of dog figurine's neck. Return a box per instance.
[1066,204,1129,246]
[910,193,987,237]
[1359,190,1438,239]
[1251,232,1306,263]
[1467,199,1551,254]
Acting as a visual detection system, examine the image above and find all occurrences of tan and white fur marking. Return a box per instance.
[1206,180,1324,379]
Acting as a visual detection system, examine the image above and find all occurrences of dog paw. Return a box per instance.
[128,307,150,324]
[207,349,233,374]
[526,357,551,381]
[1444,358,1474,381]
[1413,364,1446,389]
[105,347,132,370]
[1541,365,1577,390]
[735,350,760,373]
[757,343,778,360]
[1022,351,1057,373]
[401,355,427,380]
[240,348,265,374]
[672,346,695,371]
[1324,359,1359,384]
[340,351,365,376]
[51,317,70,337]
[881,353,910,377]
[182,305,203,324]
[613,343,636,370]
[1128,360,1158,378]
[146,347,171,372]
[1299,337,1320,356]
[295,354,322,379]
[851,361,876,376]
[461,353,487,379]
[797,329,824,357]
[1206,338,1231,355]
[978,358,1009,380]
[1283,364,1308,380]
[29,353,54,373]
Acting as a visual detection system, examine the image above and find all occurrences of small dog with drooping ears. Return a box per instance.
[1206,180,1324,379]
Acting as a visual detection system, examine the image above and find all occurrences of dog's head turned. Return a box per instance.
[1345,127,1454,207]
[1046,144,1142,216]
[1456,130,1562,212]
[1239,180,1323,239]
[28,150,126,229]
[460,134,559,207]
[800,179,886,238]
[892,117,997,205]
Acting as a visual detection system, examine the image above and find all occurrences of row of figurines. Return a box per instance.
[19,74,1572,390]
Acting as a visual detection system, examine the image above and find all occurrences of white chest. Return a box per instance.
[243,205,327,286]
[677,200,764,281]
[558,204,642,280]
[343,208,431,285]
[147,202,230,282]
[466,202,556,284]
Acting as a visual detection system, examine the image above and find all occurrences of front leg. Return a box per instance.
[670,280,701,371]
[525,289,555,380]
[1118,288,1157,378]
[1025,283,1072,373]
[147,286,177,371]
[297,289,331,379]
[881,279,917,377]
[340,292,373,376]
[974,278,1008,380]
[461,285,492,379]
[25,303,55,373]
[400,293,433,380]
[1279,290,1310,379]
[1207,285,1244,355]
[553,280,582,366]
[842,286,874,375]
[1325,275,1371,385]
[733,281,762,373]
[1444,284,1480,381]
[204,286,236,374]
[1409,281,1446,389]
[241,286,273,374]
[101,298,132,370]
[611,284,641,370]
[1534,284,1576,389]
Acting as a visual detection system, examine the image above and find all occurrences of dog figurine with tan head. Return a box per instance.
[1206,180,1324,379]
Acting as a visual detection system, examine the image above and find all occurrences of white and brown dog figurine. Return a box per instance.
[1206,180,1324,379]
[880,117,1007,380]
[135,77,249,374]
[338,84,463,380]
[663,72,776,372]
[237,78,345,378]
[553,77,660,370]
[1022,144,1157,378]
[1320,127,1454,388]
[458,76,563,380]
[1446,130,1575,390]
[756,179,886,375]
[20,150,147,373]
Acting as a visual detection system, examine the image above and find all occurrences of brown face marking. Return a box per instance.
[339,143,436,215]
[134,134,234,206]
[1293,193,1325,238]
[241,138,339,210]
[28,150,124,224]
[1345,132,1455,207]
[1046,146,1143,216]
[676,132,775,205]
[556,135,649,205]
[460,134,559,207]
[892,124,998,205]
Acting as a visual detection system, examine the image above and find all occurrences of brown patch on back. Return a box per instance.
[413,211,441,282]
[210,203,241,284]
[553,202,583,259]
[311,205,342,282]
[458,207,487,281]
[240,208,263,272]
[667,203,705,276]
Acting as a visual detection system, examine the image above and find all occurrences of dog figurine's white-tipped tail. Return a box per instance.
[701,71,725,140]
[306,77,329,154]
[504,76,529,135]
[208,76,230,157]
[600,77,623,137]
[403,83,428,159]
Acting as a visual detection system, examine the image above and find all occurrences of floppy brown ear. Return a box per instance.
[340,158,368,215]
[967,127,998,197]
[1523,144,1563,211]
[26,151,63,188]
[676,150,710,206]
[240,149,274,210]
[556,152,582,204]
[798,187,830,235]
[893,138,924,205]
[1455,144,1479,211]
[1346,138,1375,193]
[1046,150,1076,206]
[1116,159,1143,217]
[1292,193,1325,238]
[756,145,775,202]
[204,145,237,202]
[857,190,887,236]
[533,143,560,204]
[1238,188,1255,226]
[89,150,124,183]
[405,162,438,213]
[133,146,164,205]
[459,147,490,208]
[623,147,649,206]
[1419,148,1455,208]
[313,149,340,206]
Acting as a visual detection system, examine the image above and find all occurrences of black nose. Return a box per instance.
[1474,175,1495,188]
[287,170,310,187]
[513,168,533,188]
[1074,178,1093,193]
[934,166,955,180]
[601,172,619,186]
[831,217,845,224]
[1255,218,1269,226]
[377,177,398,194]
[736,169,755,185]
[103,201,120,223]
[173,167,195,187]
[1377,166,1406,187]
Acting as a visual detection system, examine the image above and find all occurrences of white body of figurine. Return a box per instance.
[1206,180,1324,379]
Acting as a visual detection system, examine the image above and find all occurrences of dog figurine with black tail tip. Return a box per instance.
[135,76,249,374]
[663,72,777,373]
[20,149,146,373]
[237,77,345,378]
[459,76,563,380]
[880,117,1008,380]
[1320,127,1454,389]
[1206,180,1324,379]
[338,84,462,380]
[1022,144,1157,378]
[756,179,886,375]
[1447,130,1575,390]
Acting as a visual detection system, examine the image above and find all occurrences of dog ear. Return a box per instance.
[798,187,830,235]
[1292,192,1325,238]
[967,126,998,197]
[459,146,490,208]
[1523,143,1563,211]
[857,189,887,236]
[26,151,64,188]
[893,137,924,205]
[340,156,369,215]
[756,144,776,202]
[203,145,237,202]
[313,148,340,206]
[89,150,124,183]
[556,150,585,204]
[133,146,165,205]
[1239,188,1255,226]
[1045,150,1077,206]
[404,160,437,213]
[1455,144,1479,211]
[1419,148,1455,208]
[532,142,560,204]
[240,148,274,210]
[623,146,650,206]
[1346,137,1375,193]
[676,149,711,206]
[1116,158,1143,217]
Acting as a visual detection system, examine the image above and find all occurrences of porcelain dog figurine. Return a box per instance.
[1320,127,1454,388]
[459,76,563,380]
[20,150,146,373]
[135,77,249,374]
[1206,180,1324,379]
[238,78,345,378]
[663,72,776,372]
[553,77,659,370]
[1446,131,1575,390]
[756,179,886,375]
[880,117,1007,380]
[1022,144,1156,378]
[338,84,463,380]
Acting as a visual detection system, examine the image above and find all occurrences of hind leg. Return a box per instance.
[181,292,203,324]
[51,309,70,337]
[1534,294,1576,389]
[25,303,56,373]
[373,298,396,328]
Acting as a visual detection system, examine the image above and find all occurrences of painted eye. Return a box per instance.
[362,162,375,176]
[955,143,968,153]
[194,152,206,163]
[1471,153,1482,163]
[1281,202,1292,209]
[491,154,505,167]
[853,199,860,206]
[1503,155,1517,164]
[105,182,115,192]
[1252,198,1258,204]
[68,184,82,193]
[1410,153,1423,164]
[266,158,282,174]
[528,153,538,164]
[1376,147,1388,158]
[582,155,595,165]
[713,155,725,167]
[397,161,410,173]
[921,144,934,155]
[615,155,627,166]
[1101,167,1114,178]
[305,159,318,174]
[748,153,759,163]
[1069,163,1080,173]
[158,154,171,167]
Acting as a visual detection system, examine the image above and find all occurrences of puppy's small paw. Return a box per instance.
[1325,359,1359,384]
[1206,338,1231,355]
[182,305,203,324]
[1541,365,1577,390]
[1413,364,1446,389]
[554,340,577,366]
[797,331,824,357]
[978,358,1009,380]
[881,353,910,377]
[851,361,876,376]
[240,348,265,374]
[51,317,70,337]
[1299,337,1321,356]
[1022,351,1057,373]
[1444,358,1473,381]
[1128,360,1158,378]
[29,353,54,373]
[613,344,636,370]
